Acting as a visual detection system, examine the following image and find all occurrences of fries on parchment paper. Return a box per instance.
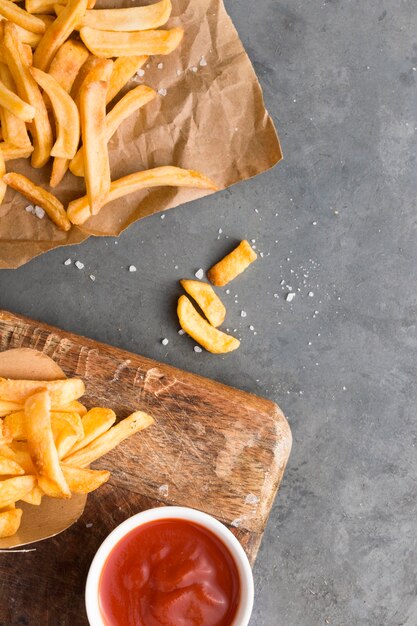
[0,376,154,538]
[0,0,217,233]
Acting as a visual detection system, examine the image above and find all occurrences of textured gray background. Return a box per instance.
[1,0,416,624]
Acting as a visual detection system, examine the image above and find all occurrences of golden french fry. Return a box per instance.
[0,64,32,148]
[177,295,240,354]
[64,411,154,467]
[59,400,87,416]
[51,412,83,459]
[0,377,85,405]
[106,55,147,105]
[49,157,68,188]
[80,26,183,59]
[24,390,70,498]
[180,279,226,327]
[61,465,110,493]
[3,412,25,439]
[3,172,71,231]
[20,484,43,505]
[80,79,110,214]
[67,166,218,225]
[0,0,45,34]
[0,42,32,67]
[0,456,24,475]
[67,407,115,455]
[57,0,171,32]
[70,84,156,177]
[0,79,35,122]
[3,22,52,168]
[71,56,113,110]
[5,410,83,441]
[0,507,22,537]
[0,475,35,508]
[14,16,54,46]
[33,0,89,72]
[207,240,257,287]
[0,142,34,161]
[25,0,65,14]
[48,38,89,94]
[30,67,79,159]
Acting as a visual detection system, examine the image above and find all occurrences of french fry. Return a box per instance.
[56,0,171,32]
[71,56,113,110]
[61,465,110,493]
[177,295,240,353]
[33,0,89,72]
[70,84,156,177]
[25,0,65,14]
[67,407,115,455]
[0,80,35,122]
[3,22,53,168]
[0,42,32,67]
[5,410,83,441]
[207,240,257,287]
[80,26,184,59]
[67,166,218,225]
[59,400,87,416]
[106,55,147,105]
[48,39,89,94]
[20,484,43,505]
[0,507,22,537]
[0,456,24,475]
[0,475,35,508]
[6,442,35,474]
[24,390,70,498]
[51,412,83,458]
[180,279,226,327]
[14,16,54,47]
[49,158,68,188]
[0,0,46,34]
[0,400,22,417]
[0,143,34,161]
[63,411,154,467]
[80,79,110,214]
[3,172,71,231]
[30,67,79,159]
[0,64,32,148]
[0,377,85,405]
[0,419,11,445]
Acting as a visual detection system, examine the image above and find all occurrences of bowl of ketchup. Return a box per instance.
[85,506,254,626]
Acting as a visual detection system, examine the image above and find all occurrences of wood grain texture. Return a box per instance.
[0,309,291,626]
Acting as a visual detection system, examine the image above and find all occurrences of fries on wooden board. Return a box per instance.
[0,0,216,233]
[0,376,154,538]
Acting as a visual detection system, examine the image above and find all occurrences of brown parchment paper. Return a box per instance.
[0,0,282,269]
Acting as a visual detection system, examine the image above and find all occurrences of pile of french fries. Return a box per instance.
[0,0,217,231]
[0,377,154,538]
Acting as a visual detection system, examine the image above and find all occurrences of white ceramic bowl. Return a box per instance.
[85,506,254,626]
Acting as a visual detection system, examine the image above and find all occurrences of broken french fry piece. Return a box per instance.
[0,507,23,538]
[3,172,71,231]
[24,390,71,498]
[61,465,110,494]
[30,67,79,159]
[67,166,218,225]
[80,26,183,59]
[207,240,257,287]
[105,55,147,105]
[56,0,171,31]
[180,279,226,328]
[48,38,89,95]
[63,411,154,468]
[0,475,35,508]
[177,295,240,354]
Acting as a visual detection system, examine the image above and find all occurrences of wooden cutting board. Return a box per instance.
[0,309,291,626]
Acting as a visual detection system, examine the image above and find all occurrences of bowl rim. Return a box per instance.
[85,505,254,626]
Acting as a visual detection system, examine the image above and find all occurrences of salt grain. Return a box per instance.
[178,329,185,335]
[245,493,259,505]
[176,69,182,76]
[75,261,84,270]
[158,484,169,497]
[157,62,164,69]
[240,310,247,318]
[161,338,169,346]
[158,88,167,96]
[25,204,34,213]
[160,214,165,219]
[308,291,314,297]
[64,258,71,266]
[195,268,204,279]
[194,345,202,353]
[136,68,145,77]
[129,265,137,272]
[249,325,255,331]
[191,66,198,72]
[286,292,295,302]
[89,274,95,281]
[199,56,207,67]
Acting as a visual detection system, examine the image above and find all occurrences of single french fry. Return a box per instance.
[3,172,71,231]
[56,0,171,32]
[30,67,79,159]
[177,295,240,354]
[70,84,156,177]
[0,456,24,475]
[80,79,110,214]
[24,390,70,498]
[25,0,65,14]
[3,22,52,167]
[0,0,46,34]
[48,39,89,94]
[0,79,35,122]
[0,142,33,161]
[0,507,22,537]
[33,0,89,72]
[71,56,113,110]
[20,484,43,505]
[207,240,257,287]
[0,64,32,148]
[106,55,147,105]
[0,377,85,405]
[67,166,218,226]
[61,465,110,493]
[0,475,35,508]
[80,26,183,59]
[63,411,154,467]
[180,280,226,327]
[67,407,115,455]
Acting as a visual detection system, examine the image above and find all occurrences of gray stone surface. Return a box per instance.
[1,0,416,624]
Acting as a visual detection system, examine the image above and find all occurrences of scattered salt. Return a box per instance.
[89,275,95,281]
[194,345,202,353]
[199,56,207,67]
[308,291,314,297]
[158,484,169,497]
[136,69,145,77]
[160,214,165,219]
[245,493,259,505]
[161,338,169,346]
[157,62,164,69]
[240,311,247,318]
[225,289,230,294]
[249,325,255,331]
[85,523,93,528]
[64,258,71,266]
[195,268,204,279]
[128,265,137,272]
[176,69,182,76]
[178,329,185,335]
[218,227,222,234]
[25,204,34,213]
[286,292,295,302]
[231,518,242,528]
[158,88,167,96]
[191,66,198,72]
[75,261,84,270]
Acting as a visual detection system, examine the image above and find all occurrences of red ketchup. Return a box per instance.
[99,518,241,626]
